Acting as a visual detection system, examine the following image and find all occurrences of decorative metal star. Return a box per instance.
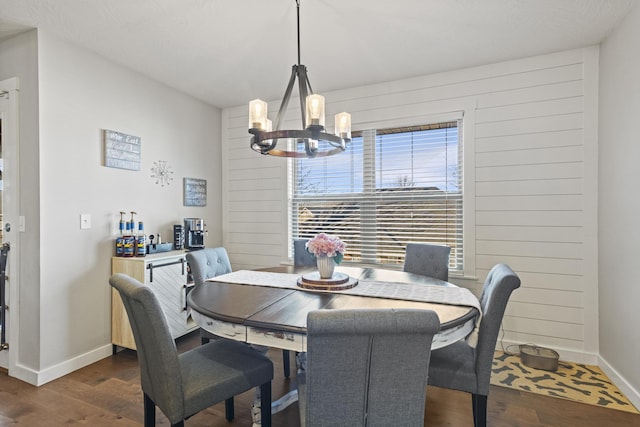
[150,160,174,187]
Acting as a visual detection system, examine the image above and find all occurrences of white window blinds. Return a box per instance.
[291,120,463,272]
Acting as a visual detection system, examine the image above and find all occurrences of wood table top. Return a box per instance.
[187,265,478,336]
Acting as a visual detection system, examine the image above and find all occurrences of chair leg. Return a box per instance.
[225,397,234,421]
[471,393,487,427]
[143,393,156,427]
[200,328,212,345]
[282,350,290,378]
[260,381,272,427]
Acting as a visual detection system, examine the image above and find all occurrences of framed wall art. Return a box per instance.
[103,129,141,171]
[183,178,207,206]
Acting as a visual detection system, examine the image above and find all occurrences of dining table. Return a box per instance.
[186,264,481,423]
[187,264,480,353]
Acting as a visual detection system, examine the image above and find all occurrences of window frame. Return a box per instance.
[288,108,476,279]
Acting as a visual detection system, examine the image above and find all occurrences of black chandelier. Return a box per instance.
[248,0,351,158]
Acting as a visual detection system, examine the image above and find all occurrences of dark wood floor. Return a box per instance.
[1,331,639,426]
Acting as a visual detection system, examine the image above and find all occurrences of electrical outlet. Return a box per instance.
[80,213,91,229]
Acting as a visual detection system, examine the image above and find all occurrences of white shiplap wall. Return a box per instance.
[222,47,598,361]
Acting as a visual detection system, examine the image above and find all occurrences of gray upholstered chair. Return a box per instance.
[293,239,316,267]
[298,308,441,427]
[186,248,231,345]
[427,263,521,427]
[186,247,292,378]
[109,273,273,427]
[186,247,233,283]
[403,242,451,281]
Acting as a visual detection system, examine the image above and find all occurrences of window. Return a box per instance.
[290,120,463,273]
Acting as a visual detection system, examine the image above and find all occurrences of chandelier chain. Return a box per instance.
[296,0,301,66]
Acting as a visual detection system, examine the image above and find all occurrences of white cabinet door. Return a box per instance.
[145,257,189,338]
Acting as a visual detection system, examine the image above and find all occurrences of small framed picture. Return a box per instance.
[183,178,207,206]
[103,129,141,170]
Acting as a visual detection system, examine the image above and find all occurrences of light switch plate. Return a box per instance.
[80,213,91,229]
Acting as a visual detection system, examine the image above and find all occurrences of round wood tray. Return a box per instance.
[297,272,359,291]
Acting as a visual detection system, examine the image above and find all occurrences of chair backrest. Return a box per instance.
[186,247,232,286]
[403,243,451,281]
[109,273,185,419]
[293,239,316,267]
[304,308,440,427]
[474,263,521,394]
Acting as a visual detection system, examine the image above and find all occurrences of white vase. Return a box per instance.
[316,255,336,279]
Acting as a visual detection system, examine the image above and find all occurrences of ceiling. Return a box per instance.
[0,0,636,109]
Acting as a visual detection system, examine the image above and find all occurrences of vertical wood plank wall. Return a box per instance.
[222,47,598,361]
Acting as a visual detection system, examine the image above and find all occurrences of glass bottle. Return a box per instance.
[135,221,146,257]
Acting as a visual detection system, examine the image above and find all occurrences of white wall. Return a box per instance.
[223,47,600,365]
[598,2,640,405]
[0,29,42,372]
[1,29,223,384]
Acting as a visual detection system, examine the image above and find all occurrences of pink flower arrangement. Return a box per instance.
[305,233,346,264]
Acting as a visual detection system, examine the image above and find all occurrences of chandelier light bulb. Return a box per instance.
[306,94,325,127]
[249,99,268,130]
[335,112,352,139]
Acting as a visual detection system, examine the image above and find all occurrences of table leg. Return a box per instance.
[251,351,307,426]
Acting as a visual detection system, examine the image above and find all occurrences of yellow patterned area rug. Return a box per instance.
[491,351,639,414]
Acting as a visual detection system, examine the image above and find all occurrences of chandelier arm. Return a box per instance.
[304,140,316,156]
[302,67,314,95]
[273,65,299,131]
[251,141,278,154]
[297,65,311,129]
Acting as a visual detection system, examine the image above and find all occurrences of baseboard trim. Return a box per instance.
[599,355,640,412]
[8,363,39,385]
[11,344,113,386]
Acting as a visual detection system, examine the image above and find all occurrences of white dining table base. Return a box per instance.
[252,390,300,427]
[192,309,475,352]
[250,376,300,426]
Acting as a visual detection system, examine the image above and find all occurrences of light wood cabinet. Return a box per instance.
[111,250,197,351]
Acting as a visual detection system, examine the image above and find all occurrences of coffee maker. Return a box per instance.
[184,218,205,250]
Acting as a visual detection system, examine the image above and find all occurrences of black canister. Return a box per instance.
[174,225,184,250]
